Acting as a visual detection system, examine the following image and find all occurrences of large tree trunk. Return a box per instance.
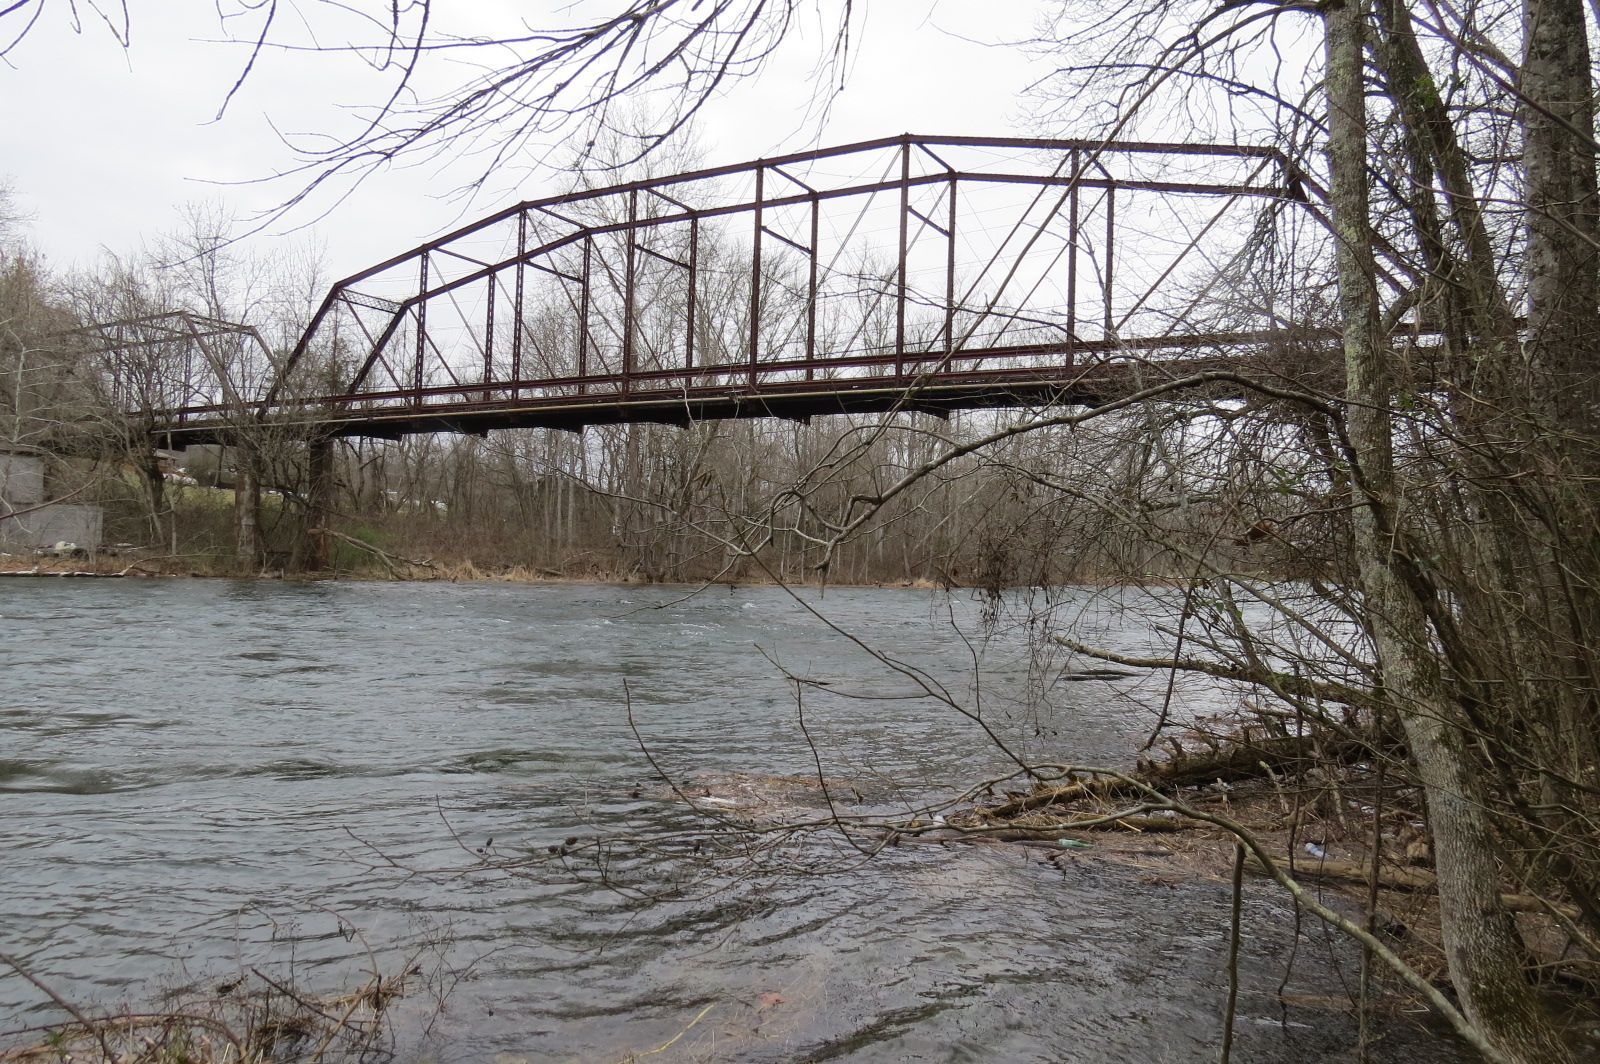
[140,440,169,549]
[1324,3,1570,1059]
[1523,0,1600,416]
[1520,0,1600,781]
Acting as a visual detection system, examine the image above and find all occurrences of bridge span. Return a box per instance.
[135,135,1333,445]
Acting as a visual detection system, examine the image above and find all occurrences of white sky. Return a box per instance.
[1,2,1055,282]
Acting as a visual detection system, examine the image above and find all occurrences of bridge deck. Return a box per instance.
[153,340,1334,445]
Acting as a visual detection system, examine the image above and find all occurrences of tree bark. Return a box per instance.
[141,439,168,548]
[1520,0,1600,776]
[1324,3,1570,1059]
[1523,0,1600,419]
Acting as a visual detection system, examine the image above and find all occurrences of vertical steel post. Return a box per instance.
[686,215,699,371]
[749,166,764,389]
[512,210,526,399]
[623,188,638,397]
[578,236,591,394]
[483,272,496,403]
[896,142,910,376]
[1104,183,1116,338]
[414,254,428,407]
[1067,150,1079,364]
[806,194,819,379]
[945,176,957,355]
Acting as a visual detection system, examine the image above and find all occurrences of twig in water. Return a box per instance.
[628,1002,716,1060]
[0,949,116,1063]
[1219,842,1244,1064]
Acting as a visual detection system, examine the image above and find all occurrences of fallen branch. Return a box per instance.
[1253,855,1582,920]
[1052,634,1374,709]
[310,528,437,576]
[996,812,1184,834]
[979,777,1135,818]
[943,798,1189,840]
[1138,735,1373,789]
[979,734,1375,819]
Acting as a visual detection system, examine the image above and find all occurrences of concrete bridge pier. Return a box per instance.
[305,436,334,571]
[232,444,261,573]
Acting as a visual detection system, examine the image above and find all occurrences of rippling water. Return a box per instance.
[0,579,1462,1061]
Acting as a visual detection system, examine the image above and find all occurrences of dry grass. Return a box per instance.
[0,962,422,1064]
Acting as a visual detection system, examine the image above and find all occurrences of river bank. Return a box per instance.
[1,549,1216,593]
[0,551,963,589]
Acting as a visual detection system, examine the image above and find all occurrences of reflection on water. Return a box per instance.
[0,579,1461,1061]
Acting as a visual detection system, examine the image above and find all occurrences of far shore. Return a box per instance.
[0,554,968,591]
[0,550,1218,591]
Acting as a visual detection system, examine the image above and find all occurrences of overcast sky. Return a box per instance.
[1,2,1054,282]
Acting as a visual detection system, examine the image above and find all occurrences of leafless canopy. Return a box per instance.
[1,1,859,218]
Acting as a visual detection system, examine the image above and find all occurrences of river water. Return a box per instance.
[1,579,1463,1062]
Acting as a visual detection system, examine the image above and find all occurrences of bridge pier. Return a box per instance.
[305,437,334,571]
[232,445,261,573]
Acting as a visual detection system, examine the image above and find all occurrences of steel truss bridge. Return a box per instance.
[135,135,1340,445]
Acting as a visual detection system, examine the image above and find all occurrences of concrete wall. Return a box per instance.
[0,502,104,552]
[0,453,45,507]
[1,450,105,552]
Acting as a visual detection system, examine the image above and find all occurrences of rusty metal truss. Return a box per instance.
[65,311,279,418]
[149,134,1338,443]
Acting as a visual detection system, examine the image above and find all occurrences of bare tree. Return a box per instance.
[1,2,861,224]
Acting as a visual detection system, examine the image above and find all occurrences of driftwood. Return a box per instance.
[981,778,1138,819]
[1136,735,1373,788]
[982,734,1376,819]
[1254,855,1581,920]
[994,813,1183,835]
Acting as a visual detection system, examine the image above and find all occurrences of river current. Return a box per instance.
[1,579,1463,1062]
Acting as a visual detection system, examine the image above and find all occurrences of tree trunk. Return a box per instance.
[1520,0,1600,779]
[141,441,168,548]
[1523,0,1600,425]
[1324,3,1569,1059]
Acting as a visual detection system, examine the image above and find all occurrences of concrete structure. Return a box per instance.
[1,503,104,552]
[0,446,104,552]
[0,449,45,507]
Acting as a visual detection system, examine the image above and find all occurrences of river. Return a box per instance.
[1,579,1464,1062]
